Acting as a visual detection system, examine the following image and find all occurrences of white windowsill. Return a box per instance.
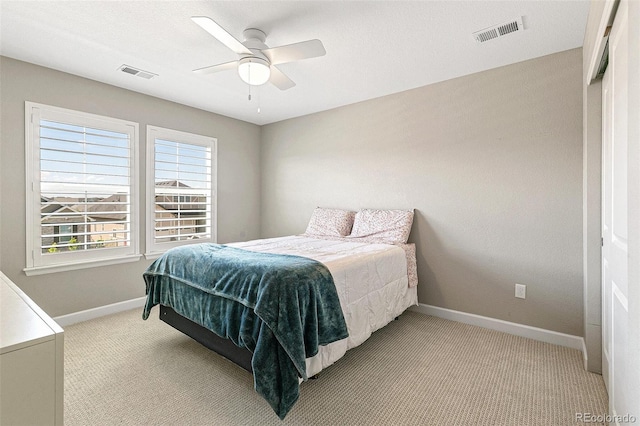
[23,254,143,276]
[143,252,163,260]
[144,238,217,260]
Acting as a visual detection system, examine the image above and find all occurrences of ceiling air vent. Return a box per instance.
[473,17,524,43]
[118,64,157,80]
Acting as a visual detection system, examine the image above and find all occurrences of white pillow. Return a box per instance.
[304,207,356,237]
[349,209,414,244]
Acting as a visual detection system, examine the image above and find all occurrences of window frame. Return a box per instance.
[24,102,140,275]
[145,125,217,258]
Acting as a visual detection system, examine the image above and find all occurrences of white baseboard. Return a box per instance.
[53,296,147,327]
[54,299,586,356]
[410,303,585,351]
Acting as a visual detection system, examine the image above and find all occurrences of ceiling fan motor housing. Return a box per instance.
[242,28,269,50]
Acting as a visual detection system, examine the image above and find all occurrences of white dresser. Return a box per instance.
[0,272,64,425]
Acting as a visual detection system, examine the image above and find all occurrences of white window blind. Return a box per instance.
[25,102,139,274]
[146,126,216,256]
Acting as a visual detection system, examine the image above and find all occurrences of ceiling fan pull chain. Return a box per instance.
[257,86,261,114]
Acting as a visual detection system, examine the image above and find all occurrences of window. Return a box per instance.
[54,224,76,244]
[146,125,216,257]
[25,102,139,275]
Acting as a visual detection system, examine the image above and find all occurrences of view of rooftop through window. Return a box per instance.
[39,119,132,254]
[37,117,212,256]
[152,139,212,244]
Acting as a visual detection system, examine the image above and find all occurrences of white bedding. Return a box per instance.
[228,235,418,377]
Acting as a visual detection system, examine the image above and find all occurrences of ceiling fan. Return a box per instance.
[191,16,326,90]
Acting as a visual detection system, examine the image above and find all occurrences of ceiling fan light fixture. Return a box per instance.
[238,57,271,86]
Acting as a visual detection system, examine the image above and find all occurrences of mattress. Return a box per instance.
[228,235,419,377]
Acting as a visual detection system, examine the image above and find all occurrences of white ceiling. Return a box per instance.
[0,1,589,125]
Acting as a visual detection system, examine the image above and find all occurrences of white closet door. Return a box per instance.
[602,0,629,416]
[601,61,612,395]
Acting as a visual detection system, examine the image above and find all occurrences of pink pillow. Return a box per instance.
[304,207,356,237]
[349,209,414,244]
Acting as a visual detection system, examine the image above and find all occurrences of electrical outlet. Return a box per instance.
[515,283,526,299]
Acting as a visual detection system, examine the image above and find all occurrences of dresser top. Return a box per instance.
[1,272,63,354]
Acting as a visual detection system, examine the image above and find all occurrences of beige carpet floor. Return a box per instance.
[64,308,608,425]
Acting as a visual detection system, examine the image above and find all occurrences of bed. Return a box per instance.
[142,208,418,419]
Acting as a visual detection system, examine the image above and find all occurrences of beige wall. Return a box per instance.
[261,48,584,336]
[0,57,262,316]
[1,49,588,338]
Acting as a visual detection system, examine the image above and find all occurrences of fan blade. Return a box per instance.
[269,66,296,90]
[193,60,238,75]
[191,16,252,56]
[262,39,326,65]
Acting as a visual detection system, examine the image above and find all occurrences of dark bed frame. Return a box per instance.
[160,305,335,381]
[159,305,254,373]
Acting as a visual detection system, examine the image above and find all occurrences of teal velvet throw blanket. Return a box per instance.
[142,243,348,419]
